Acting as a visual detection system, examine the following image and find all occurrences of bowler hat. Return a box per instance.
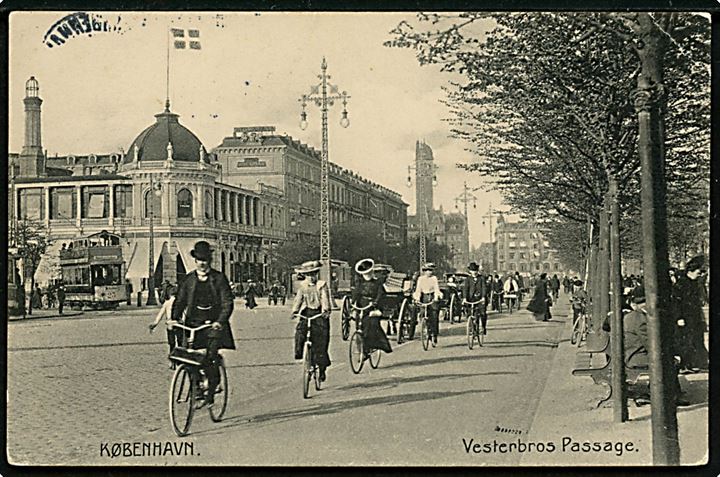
[355,258,375,275]
[467,262,479,272]
[686,255,706,272]
[296,260,321,274]
[190,241,214,261]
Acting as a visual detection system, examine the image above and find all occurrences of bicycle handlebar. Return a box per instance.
[293,313,324,321]
[352,303,374,311]
[415,301,434,308]
[167,321,214,344]
[463,299,484,306]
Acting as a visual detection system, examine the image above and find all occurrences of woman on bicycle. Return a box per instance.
[352,258,393,354]
[412,262,442,344]
[171,241,235,408]
[291,260,332,382]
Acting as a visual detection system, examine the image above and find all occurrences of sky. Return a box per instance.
[9,11,512,247]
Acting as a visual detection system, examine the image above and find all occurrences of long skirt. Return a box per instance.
[294,309,331,369]
[362,315,393,353]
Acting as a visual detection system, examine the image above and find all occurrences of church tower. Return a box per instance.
[415,140,435,218]
[19,76,46,177]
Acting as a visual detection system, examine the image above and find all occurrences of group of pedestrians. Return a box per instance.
[25,282,67,315]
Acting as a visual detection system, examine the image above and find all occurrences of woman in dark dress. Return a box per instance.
[672,256,709,372]
[352,259,392,354]
[245,280,258,309]
[526,273,550,321]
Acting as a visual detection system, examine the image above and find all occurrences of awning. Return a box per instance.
[124,238,165,287]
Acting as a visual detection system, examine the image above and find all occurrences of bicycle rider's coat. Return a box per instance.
[171,269,236,350]
[352,277,393,353]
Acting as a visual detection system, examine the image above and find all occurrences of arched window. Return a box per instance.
[144,189,162,218]
[204,191,213,219]
[177,188,193,219]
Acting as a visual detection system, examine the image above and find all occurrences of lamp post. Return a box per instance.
[407,163,438,268]
[147,176,162,306]
[298,57,350,283]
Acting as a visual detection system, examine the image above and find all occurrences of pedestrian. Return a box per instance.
[550,274,560,300]
[31,284,43,311]
[56,284,66,315]
[269,282,280,306]
[526,273,550,321]
[570,280,588,326]
[672,255,709,372]
[125,278,133,306]
[503,274,519,312]
[514,271,525,305]
[171,241,235,408]
[245,280,258,309]
[150,285,183,368]
[291,260,332,382]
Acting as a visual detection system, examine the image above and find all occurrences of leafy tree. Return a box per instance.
[15,219,49,312]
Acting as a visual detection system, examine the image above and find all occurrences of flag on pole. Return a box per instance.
[171,28,201,50]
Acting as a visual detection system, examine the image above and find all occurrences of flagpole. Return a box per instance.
[166,24,170,109]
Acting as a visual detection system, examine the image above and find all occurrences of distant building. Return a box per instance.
[470,242,497,272]
[494,216,565,276]
[212,127,408,244]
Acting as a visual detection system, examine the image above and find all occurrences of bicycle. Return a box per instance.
[415,301,436,351]
[464,299,485,349]
[294,312,325,398]
[349,303,382,373]
[167,321,229,437]
[570,304,588,347]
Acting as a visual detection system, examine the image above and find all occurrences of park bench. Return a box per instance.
[571,330,649,408]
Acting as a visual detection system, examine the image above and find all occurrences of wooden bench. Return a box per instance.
[571,331,649,408]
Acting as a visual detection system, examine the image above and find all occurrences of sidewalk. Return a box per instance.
[520,301,709,466]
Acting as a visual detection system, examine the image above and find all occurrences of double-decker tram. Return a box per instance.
[59,231,127,309]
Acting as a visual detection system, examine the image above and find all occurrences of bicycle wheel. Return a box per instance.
[169,364,195,437]
[421,318,429,351]
[397,298,409,344]
[467,316,475,350]
[369,348,382,369]
[449,294,457,323]
[349,331,364,374]
[571,315,581,345]
[209,359,228,422]
[303,342,312,398]
[341,296,351,341]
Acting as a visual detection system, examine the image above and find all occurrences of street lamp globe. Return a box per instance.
[299,111,308,130]
[340,110,350,128]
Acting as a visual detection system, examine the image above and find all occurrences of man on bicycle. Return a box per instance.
[412,262,442,344]
[171,241,235,409]
[571,279,588,326]
[463,262,488,335]
[291,260,332,382]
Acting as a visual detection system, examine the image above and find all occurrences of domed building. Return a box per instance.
[11,79,286,300]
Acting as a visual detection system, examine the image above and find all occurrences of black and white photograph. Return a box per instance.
[5,9,712,467]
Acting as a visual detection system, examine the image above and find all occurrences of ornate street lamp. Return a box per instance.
[298,57,350,283]
[147,177,162,306]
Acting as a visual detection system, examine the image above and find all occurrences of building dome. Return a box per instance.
[125,102,208,163]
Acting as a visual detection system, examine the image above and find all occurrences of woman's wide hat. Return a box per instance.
[190,241,214,261]
[355,258,375,275]
[421,262,436,271]
[296,260,321,274]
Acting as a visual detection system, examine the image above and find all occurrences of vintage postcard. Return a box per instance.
[5,9,711,468]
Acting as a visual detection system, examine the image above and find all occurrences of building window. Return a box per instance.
[114,185,133,218]
[543,240,550,247]
[509,241,516,248]
[83,185,109,218]
[509,252,515,260]
[19,188,44,220]
[533,243,538,249]
[177,188,193,219]
[554,263,560,271]
[144,189,162,219]
[229,193,236,222]
[221,191,228,221]
[520,252,526,259]
[520,263,526,272]
[205,191,214,219]
[50,187,76,220]
[543,263,550,271]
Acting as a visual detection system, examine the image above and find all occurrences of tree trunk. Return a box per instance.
[633,12,679,465]
[609,179,628,422]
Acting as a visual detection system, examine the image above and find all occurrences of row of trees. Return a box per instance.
[387,12,710,464]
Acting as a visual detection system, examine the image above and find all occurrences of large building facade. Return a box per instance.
[212,127,408,244]
[494,216,565,276]
[10,78,285,293]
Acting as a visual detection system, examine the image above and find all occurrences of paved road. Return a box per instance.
[7,296,568,466]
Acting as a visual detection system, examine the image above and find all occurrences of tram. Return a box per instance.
[59,231,127,309]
